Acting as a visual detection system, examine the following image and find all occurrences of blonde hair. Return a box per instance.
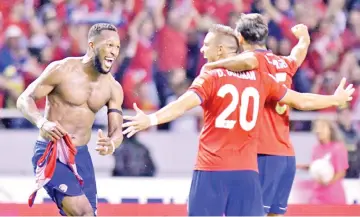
[208,24,241,53]
[209,24,239,37]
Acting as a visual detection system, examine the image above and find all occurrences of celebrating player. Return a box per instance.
[17,23,124,216]
[122,24,354,216]
[202,13,312,216]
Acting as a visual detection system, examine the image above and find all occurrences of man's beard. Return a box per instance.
[94,55,110,74]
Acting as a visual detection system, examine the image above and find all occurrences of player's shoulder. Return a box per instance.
[191,69,219,89]
[109,76,123,94]
[204,68,228,77]
[268,52,296,64]
[40,58,68,78]
[56,56,81,64]
[202,68,221,75]
[196,68,219,80]
[48,57,82,71]
[255,50,288,61]
[251,49,271,56]
[281,55,297,63]
[63,56,84,67]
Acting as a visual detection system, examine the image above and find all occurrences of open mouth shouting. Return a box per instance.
[104,57,115,68]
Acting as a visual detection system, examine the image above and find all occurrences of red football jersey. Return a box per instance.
[253,50,299,156]
[188,68,287,171]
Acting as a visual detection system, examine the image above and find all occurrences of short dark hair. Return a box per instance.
[235,13,268,45]
[209,24,241,53]
[88,23,117,40]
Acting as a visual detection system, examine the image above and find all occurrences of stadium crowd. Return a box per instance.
[0,0,359,181]
[0,0,360,127]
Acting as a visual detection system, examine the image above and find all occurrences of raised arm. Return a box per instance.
[151,0,166,30]
[288,24,311,67]
[16,61,62,128]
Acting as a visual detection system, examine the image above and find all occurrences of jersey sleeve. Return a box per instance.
[263,72,288,102]
[282,56,299,76]
[188,72,214,104]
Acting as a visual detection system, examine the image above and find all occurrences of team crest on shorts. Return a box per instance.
[59,184,68,192]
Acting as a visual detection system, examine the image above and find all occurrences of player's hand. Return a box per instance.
[122,103,150,138]
[40,121,67,141]
[291,24,310,41]
[333,77,355,107]
[95,129,115,156]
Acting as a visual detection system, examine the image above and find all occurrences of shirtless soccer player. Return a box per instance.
[203,14,312,216]
[16,23,124,216]
[122,24,354,216]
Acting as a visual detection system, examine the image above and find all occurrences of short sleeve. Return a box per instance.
[332,144,349,173]
[282,56,299,76]
[263,73,288,102]
[188,72,214,104]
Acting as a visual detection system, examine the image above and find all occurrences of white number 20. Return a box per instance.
[215,84,260,131]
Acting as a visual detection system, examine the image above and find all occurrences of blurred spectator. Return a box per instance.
[152,0,196,129]
[112,134,156,177]
[349,139,360,178]
[298,119,348,204]
[121,10,158,110]
[337,105,358,146]
[165,69,200,131]
[336,105,360,178]
[0,25,26,108]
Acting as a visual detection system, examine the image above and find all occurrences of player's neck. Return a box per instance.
[82,54,102,80]
[242,44,267,52]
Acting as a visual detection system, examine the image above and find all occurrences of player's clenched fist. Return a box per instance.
[291,24,310,40]
[333,77,355,107]
[39,120,67,141]
[95,129,115,156]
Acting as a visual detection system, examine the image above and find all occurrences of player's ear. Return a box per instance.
[217,45,224,57]
[88,41,94,49]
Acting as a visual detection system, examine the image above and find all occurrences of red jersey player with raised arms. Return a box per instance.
[203,14,313,216]
[122,24,354,216]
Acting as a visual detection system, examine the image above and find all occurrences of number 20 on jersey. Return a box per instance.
[215,84,260,131]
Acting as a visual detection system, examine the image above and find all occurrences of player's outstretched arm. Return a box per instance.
[149,91,201,124]
[202,52,258,72]
[280,78,355,110]
[96,80,124,155]
[288,24,311,67]
[16,61,62,128]
[122,91,201,138]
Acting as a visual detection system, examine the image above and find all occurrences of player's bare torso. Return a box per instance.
[41,57,115,146]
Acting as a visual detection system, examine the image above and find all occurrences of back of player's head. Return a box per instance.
[208,24,241,54]
[88,23,118,41]
[235,13,268,46]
